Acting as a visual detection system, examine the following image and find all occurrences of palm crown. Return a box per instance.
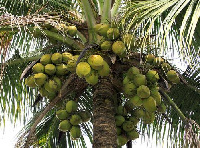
[0,0,199,147]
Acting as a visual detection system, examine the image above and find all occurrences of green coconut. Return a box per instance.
[56,63,68,75]
[142,111,155,124]
[79,111,91,122]
[87,55,104,70]
[32,63,45,74]
[34,73,47,86]
[161,63,171,73]
[137,85,150,98]
[167,70,179,83]
[157,103,167,113]
[100,40,112,51]
[112,41,126,56]
[125,100,136,112]
[25,75,37,88]
[62,52,73,64]
[133,74,147,87]
[142,96,157,112]
[45,64,56,75]
[127,66,140,80]
[39,87,49,97]
[70,125,81,139]
[117,135,128,146]
[124,82,137,96]
[107,28,120,40]
[44,79,58,92]
[153,57,164,67]
[116,105,127,116]
[40,54,52,65]
[145,54,155,63]
[122,121,135,132]
[76,62,91,78]
[59,120,72,132]
[98,60,110,76]
[127,130,139,140]
[67,26,77,36]
[70,114,82,125]
[53,76,62,90]
[146,70,159,83]
[85,70,98,85]
[94,24,102,32]
[97,24,110,37]
[66,56,78,72]
[151,89,161,106]
[122,34,135,49]
[123,76,130,85]
[117,127,122,136]
[66,100,78,113]
[129,95,143,107]
[56,110,69,120]
[115,115,125,126]
[133,108,145,118]
[129,116,139,125]
[51,53,62,64]
[46,92,57,100]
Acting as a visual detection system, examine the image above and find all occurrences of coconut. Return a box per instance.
[25,75,37,88]
[153,57,164,66]
[116,127,122,136]
[112,41,126,56]
[70,114,82,125]
[123,76,130,85]
[85,70,98,85]
[34,73,47,86]
[59,120,72,132]
[116,105,127,116]
[56,63,68,75]
[124,82,137,96]
[66,100,78,113]
[146,70,159,83]
[97,24,110,37]
[40,54,52,65]
[157,103,166,113]
[32,63,45,74]
[151,89,161,106]
[39,87,49,97]
[45,64,56,75]
[70,125,81,139]
[145,54,155,63]
[62,52,73,64]
[87,55,104,70]
[66,57,77,72]
[115,115,125,126]
[56,110,69,120]
[117,135,128,146]
[94,24,102,32]
[137,85,150,98]
[51,53,62,64]
[129,95,143,107]
[161,63,171,73]
[129,116,139,125]
[122,34,135,49]
[133,108,145,118]
[46,92,57,100]
[142,96,157,112]
[125,100,136,112]
[44,79,58,92]
[142,112,155,124]
[100,41,112,51]
[122,121,134,132]
[98,60,110,76]
[127,130,139,140]
[67,26,77,36]
[107,28,120,40]
[167,70,179,83]
[127,66,140,80]
[76,62,91,78]
[133,74,147,86]
[79,111,91,122]
[53,76,62,90]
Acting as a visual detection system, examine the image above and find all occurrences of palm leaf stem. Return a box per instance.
[101,0,112,24]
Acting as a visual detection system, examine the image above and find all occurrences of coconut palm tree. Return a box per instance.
[0,0,199,148]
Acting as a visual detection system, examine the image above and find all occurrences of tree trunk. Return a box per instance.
[93,77,118,148]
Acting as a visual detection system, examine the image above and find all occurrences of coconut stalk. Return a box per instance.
[93,77,118,148]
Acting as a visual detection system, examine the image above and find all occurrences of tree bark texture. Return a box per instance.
[93,77,118,148]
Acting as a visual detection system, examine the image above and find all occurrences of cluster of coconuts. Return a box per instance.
[56,100,91,140]
[145,54,180,84]
[25,52,79,100]
[76,54,110,85]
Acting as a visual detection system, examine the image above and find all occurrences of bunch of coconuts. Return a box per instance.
[25,52,79,99]
[76,54,110,85]
[56,100,91,140]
